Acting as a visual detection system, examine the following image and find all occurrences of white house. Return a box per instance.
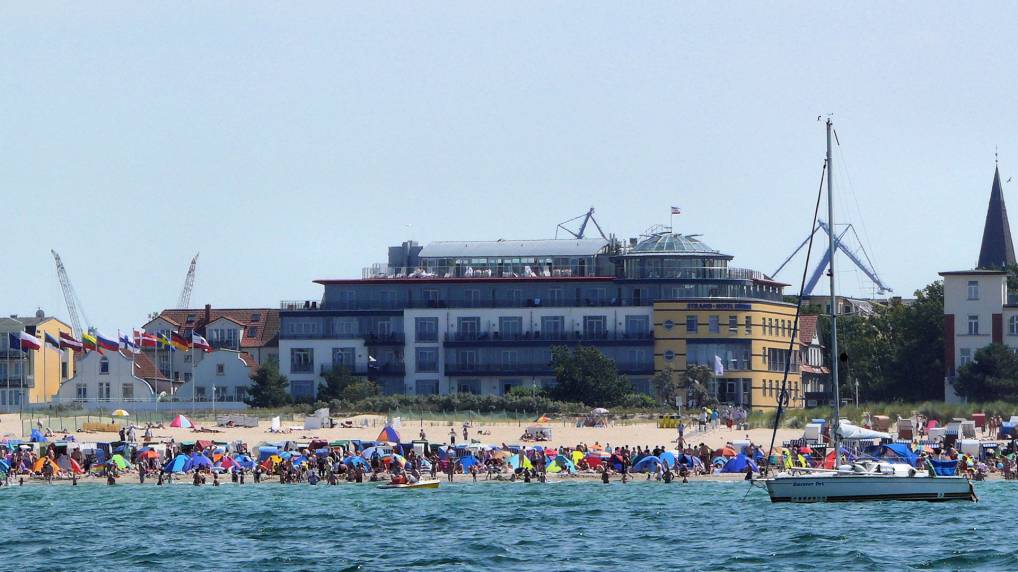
[174,350,257,403]
[55,350,169,404]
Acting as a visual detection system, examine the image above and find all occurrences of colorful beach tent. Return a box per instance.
[342,455,369,469]
[33,457,61,474]
[547,454,576,474]
[257,446,279,462]
[232,455,255,470]
[376,426,401,444]
[721,454,758,474]
[507,455,533,471]
[632,456,663,473]
[163,454,189,473]
[170,415,193,429]
[109,454,129,470]
[183,453,212,472]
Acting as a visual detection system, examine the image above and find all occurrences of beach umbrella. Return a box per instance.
[111,409,130,418]
[714,447,737,458]
[183,453,212,472]
[109,454,129,470]
[232,455,255,470]
[632,456,663,473]
[390,454,407,468]
[163,454,189,473]
[361,446,390,460]
[170,415,193,429]
[342,455,369,469]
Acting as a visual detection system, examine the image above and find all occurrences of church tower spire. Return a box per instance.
[977,164,1016,269]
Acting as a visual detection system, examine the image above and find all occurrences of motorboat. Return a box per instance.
[377,479,440,490]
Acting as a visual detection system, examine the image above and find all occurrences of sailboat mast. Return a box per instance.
[826,118,842,463]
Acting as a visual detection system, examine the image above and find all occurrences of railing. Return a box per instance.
[445,360,653,376]
[623,266,766,281]
[364,333,405,344]
[443,331,654,344]
[363,264,605,280]
[281,297,650,312]
[319,362,406,376]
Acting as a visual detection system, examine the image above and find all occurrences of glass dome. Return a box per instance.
[632,232,718,254]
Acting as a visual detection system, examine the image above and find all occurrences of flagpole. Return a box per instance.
[191,344,195,418]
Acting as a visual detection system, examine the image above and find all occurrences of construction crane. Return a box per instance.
[177,252,199,308]
[772,219,892,296]
[555,207,608,240]
[51,250,92,338]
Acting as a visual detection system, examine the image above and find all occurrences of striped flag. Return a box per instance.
[82,332,103,354]
[96,332,120,352]
[671,206,681,215]
[171,331,191,352]
[59,332,84,352]
[191,333,212,352]
[44,332,61,350]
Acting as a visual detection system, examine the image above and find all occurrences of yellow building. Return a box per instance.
[0,312,75,406]
[653,299,801,411]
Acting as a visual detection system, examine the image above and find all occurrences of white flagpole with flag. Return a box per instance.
[670,206,681,231]
[713,355,724,401]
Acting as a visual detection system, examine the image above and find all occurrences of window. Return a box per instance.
[728,316,738,333]
[183,373,191,382]
[415,317,438,342]
[61,362,68,379]
[625,315,649,337]
[196,386,206,399]
[216,363,225,375]
[968,315,979,335]
[286,320,321,336]
[186,313,196,323]
[290,348,314,373]
[1011,316,1018,336]
[122,384,134,399]
[99,382,111,401]
[333,318,358,336]
[75,384,87,400]
[208,327,240,349]
[509,289,523,306]
[686,315,698,333]
[502,350,519,368]
[99,358,109,375]
[541,316,565,338]
[247,326,258,337]
[583,315,607,338]
[332,348,355,368]
[548,288,564,306]
[959,348,972,367]
[416,348,437,372]
[465,289,481,307]
[709,316,720,334]
[250,313,262,322]
[968,281,979,300]
[457,350,478,370]
[744,316,752,335]
[423,289,439,305]
[376,320,391,336]
[457,317,480,339]
[499,317,523,339]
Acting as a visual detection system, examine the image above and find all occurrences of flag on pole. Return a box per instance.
[10,331,42,351]
[171,331,191,351]
[44,332,61,350]
[158,333,177,352]
[96,332,120,352]
[134,330,158,348]
[671,206,681,215]
[713,355,725,376]
[59,332,84,352]
[119,331,140,354]
[191,333,212,352]
[82,332,103,354]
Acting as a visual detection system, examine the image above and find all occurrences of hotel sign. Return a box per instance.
[686,303,752,311]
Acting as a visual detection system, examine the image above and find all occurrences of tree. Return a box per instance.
[548,345,632,406]
[681,364,717,408]
[954,343,1018,402]
[246,360,290,408]
[817,280,944,402]
[651,367,681,405]
[339,378,381,402]
[318,367,360,402]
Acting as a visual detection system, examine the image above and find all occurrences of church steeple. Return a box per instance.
[977,164,1016,269]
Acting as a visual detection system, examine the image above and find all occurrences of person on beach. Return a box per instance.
[213,473,220,486]
[449,428,456,445]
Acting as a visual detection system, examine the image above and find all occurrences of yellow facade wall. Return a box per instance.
[653,300,802,412]
[27,319,75,404]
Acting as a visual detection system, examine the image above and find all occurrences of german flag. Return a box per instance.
[170,331,191,352]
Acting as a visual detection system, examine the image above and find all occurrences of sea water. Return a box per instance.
[1,480,1014,571]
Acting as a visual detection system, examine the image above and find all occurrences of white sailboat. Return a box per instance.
[760,119,976,503]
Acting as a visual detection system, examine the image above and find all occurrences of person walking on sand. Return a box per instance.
[449,428,456,445]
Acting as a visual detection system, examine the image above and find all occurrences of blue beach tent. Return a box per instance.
[257,446,279,462]
[659,451,677,468]
[183,453,212,472]
[458,455,481,470]
[232,455,255,470]
[30,429,46,443]
[343,455,369,469]
[721,454,758,474]
[632,456,663,473]
[163,454,189,473]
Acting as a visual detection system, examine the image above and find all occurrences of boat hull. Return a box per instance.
[377,479,440,490]
[764,474,976,503]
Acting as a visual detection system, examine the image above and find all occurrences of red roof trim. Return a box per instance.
[314,276,617,285]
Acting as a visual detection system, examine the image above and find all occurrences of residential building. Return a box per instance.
[941,163,1017,402]
[280,223,800,410]
[797,314,830,407]
[141,304,279,389]
[0,311,75,408]
[54,349,170,404]
[174,349,259,403]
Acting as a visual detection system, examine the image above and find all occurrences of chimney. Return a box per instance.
[204,304,211,324]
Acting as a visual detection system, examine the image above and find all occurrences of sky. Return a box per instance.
[2,3,1014,333]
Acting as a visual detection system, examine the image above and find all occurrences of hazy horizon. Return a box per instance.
[3,4,1014,332]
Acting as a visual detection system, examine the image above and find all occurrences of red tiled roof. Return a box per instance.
[798,315,819,346]
[123,350,169,381]
[146,306,279,349]
[237,351,259,376]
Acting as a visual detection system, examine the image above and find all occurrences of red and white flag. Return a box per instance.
[133,329,159,348]
[59,331,84,352]
[671,206,681,215]
[191,333,212,352]
[14,331,41,351]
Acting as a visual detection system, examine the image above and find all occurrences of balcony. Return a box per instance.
[364,332,405,345]
[281,297,649,311]
[319,362,406,377]
[443,331,654,346]
[445,360,652,377]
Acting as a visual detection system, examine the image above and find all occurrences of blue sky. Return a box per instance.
[2,4,1013,332]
